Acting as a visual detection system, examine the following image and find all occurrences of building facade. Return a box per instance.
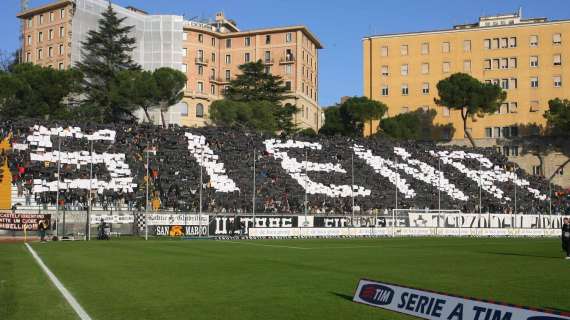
[363,10,570,187]
[17,0,323,131]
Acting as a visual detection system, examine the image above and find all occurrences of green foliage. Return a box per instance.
[435,73,506,146]
[544,98,570,136]
[209,100,277,133]
[297,128,317,137]
[152,68,187,127]
[0,64,82,120]
[380,112,422,140]
[110,70,157,123]
[215,61,296,132]
[320,97,387,137]
[76,3,140,123]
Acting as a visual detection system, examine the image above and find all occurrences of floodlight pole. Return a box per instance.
[395,156,398,211]
[145,149,150,241]
[55,135,61,238]
[549,182,552,216]
[199,148,204,237]
[438,157,441,228]
[252,148,256,225]
[304,149,308,223]
[87,139,93,241]
[351,152,355,225]
[479,162,482,227]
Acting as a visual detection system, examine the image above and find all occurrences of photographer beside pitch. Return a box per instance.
[563,218,570,259]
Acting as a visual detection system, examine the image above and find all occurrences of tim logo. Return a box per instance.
[527,317,569,320]
[359,284,394,306]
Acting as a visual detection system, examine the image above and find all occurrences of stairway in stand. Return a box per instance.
[0,136,12,210]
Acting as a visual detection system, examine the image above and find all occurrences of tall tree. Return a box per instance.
[435,73,506,147]
[340,97,387,137]
[544,98,570,136]
[0,63,82,120]
[76,3,140,123]
[152,68,187,128]
[209,99,277,133]
[110,70,157,123]
[319,106,345,136]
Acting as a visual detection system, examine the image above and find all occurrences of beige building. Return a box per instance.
[17,0,323,131]
[363,10,569,187]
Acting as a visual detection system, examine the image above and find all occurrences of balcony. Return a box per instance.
[210,77,230,84]
[279,56,295,64]
[263,58,274,65]
[195,57,208,65]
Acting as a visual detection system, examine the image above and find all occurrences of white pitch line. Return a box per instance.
[226,241,310,250]
[25,243,93,320]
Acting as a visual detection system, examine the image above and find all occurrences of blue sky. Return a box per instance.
[1,0,569,107]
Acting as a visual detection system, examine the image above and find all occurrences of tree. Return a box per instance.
[209,99,277,133]
[152,68,187,128]
[221,61,296,132]
[110,70,157,123]
[0,63,82,120]
[379,109,456,141]
[435,73,506,147]
[319,106,345,136]
[339,97,387,137]
[76,3,140,123]
[544,98,570,136]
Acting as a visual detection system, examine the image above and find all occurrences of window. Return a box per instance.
[197,49,204,61]
[500,37,508,48]
[210,68,215,79]
[196,34,203,43]
[49,11,54,22]
[58,63,64,70]
[422,82,429,95]
[226,39,232,48]
[492,59,500,69]
[49,29,54,40]
[264,51,271,63]
[421,63,429,74]
[558,166,564,176]
[493,38,499,49]
[244,37,251,46]
[529,35,538,47]
[499,103,508,114]
[400,106,410,114]
[381,65,389,76]
[198,65,203,75]
[463,40,471,52]
[37,48,43,60]
[400,64,408,76]
[211,84,216,95]
[554,54,562,66]
[285,64,292,74]
[443,107,450,117]
[183,32,188,41]
[197,82,204,93]
[509,37,517,48]
[485,128,492,138]
[401,84,409,96]
[60,27,65,38]
[463,60,471,72]
[381,46,388,56]
[26,52,31,62]
[502,146,510,157]
[265,35,271,44]
[532,165,543,176]
[494,127,501,138]
[510,78,518,89]
[442,61,450,73]
[381,85,389,96]
[510,146,519,157]
[27,18,32,28]
[421,42,429,54]
[27,35,32,45]
[59,8,64,19]
[196,103,204,118]
[244,52,251,63]
[500,58,508,69]
[211,53,216,62]
[285,81,291,91]
[181,64,187,73]
[553,33,562,45]
[48,47,53,57]
[553,76,562,88]
[508,57,517,68]
[509,102,518,113]
[501,79,509,89]
[530,56,539,67]
[225,54,231,64]
[182,48,187,57]
[286,32,292,43]
[510,126,519,137]
[484,59,491,70]
[484,39,491,49]
[530,76,539,88]
[39,32,43,42]
[225,70,231,81]
[530,100,540,112]
[59,44,64,55]
[400,45,408,56]
[442,42,450,53]
[180,102,188,116]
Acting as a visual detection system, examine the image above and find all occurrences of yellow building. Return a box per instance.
[363,10,568,141]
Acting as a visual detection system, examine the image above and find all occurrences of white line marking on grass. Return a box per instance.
[25,243,93,320]
[226,241,310,250]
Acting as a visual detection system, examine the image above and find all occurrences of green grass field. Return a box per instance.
[1,237,569,320]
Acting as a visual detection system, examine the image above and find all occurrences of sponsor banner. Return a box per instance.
[210,215,299,236]
[353,279,570,320]
[0,213,51,231]
[154,225,209,237]
[90,214,134,225]
[407,213,565,229]
[145,214,208,226]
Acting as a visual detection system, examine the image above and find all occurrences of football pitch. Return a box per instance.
[1,237,569,320]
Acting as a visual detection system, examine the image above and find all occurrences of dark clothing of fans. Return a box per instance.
[562,223,570,257]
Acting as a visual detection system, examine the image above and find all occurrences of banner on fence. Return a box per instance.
[353,279,570,320]
[0,213,51,231]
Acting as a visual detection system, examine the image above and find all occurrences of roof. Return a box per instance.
[17,0,73,19]
[363,18,570,41]
[184,24,324,49]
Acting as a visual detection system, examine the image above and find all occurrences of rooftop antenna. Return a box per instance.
[19,0,30,63]
[518,7,522,18]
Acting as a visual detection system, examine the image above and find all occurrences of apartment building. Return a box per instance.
[363,10,570,187]
[17,0,323,131]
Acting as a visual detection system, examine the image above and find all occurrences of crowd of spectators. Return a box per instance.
[4,120,569,215]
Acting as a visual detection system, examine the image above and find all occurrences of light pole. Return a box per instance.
[87,139,93,241]
[55,135,61,238]
[351,152,355,226]
[199,149,204,237]
[252,148,256,226]
[304,149,308,224]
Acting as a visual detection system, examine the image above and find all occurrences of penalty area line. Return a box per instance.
[25,243,93,320]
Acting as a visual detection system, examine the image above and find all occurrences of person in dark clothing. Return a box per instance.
[38,218,48,243]
[563,218,570,260]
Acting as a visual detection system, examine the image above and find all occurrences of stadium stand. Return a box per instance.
[3,120,568,215]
